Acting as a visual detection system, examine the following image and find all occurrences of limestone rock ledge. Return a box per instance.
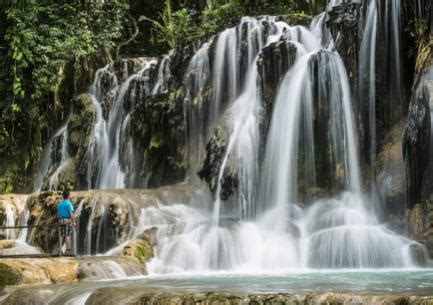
[2,290,433,305]
[86,292,433,305]
[0,256,145,287]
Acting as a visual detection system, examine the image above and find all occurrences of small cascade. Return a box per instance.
[183,43,211,177]
[76,193,151,256]
[358,0,378,177]
[390,0,402,96]
[48,126,70,190]
[358,0,404,183]
[17,204,30,242]
[0,195,41,255]
[152,53,172,95]
[34,120,70,192]
[3,201,16,240]
[36,54,175,190]
[208,17,289,222]
[88,60,157,189]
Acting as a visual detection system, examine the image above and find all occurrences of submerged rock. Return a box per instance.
[58,290,433,305]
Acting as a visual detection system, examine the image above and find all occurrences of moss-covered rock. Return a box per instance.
[121,230,154,264]
[0,263,21,288]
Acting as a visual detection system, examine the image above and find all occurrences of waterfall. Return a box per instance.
[390,0,402,96]
[37,57,171,190]
[147,10,421,273]
[152,53,172,95]
[30,0,425,273]
[89,60,157,189]
[3,202,16,240]
[33,120,70,192]
[358,0,378,177]
[183,43,211,177]
[48,126,70,190]
[0,196,40,255]
[210,17,288,222]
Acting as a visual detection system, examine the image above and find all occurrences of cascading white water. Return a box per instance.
[211,17,289,222]
[90,60,157,189]
[146,9,422,273]
[3,202,16,240]
[152,53,172,95]
[48,126,70,190]
[34,120,70,191]
[30,0,425,274]
[358,0,378,177]
[37,56,169,190]
[183,43,211,176]
[390,0,402,95]
[0,196,41,255]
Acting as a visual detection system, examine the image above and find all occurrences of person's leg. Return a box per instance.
[65,235,72,254]
[65,224,73,255]
[59,225,65,254]
[62,236,66,250]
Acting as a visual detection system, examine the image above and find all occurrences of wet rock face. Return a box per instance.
[403,48,433,208]
[26,192,61,253]
[258,39,298,133]
[402,27,433,254]
[198,124,233,198]
[66,93,95,189]
[376,121,407,230]
[126,91,187,189]
[326,2,361,86]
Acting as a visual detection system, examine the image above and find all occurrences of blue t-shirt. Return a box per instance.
[57,199,74,219]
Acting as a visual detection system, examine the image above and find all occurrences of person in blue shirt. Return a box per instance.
[56,190,76,255]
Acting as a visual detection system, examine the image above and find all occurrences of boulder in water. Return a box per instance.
[121,228,156,264]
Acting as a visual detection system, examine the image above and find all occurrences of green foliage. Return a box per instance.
[141,0,244,49]
[140,1,197,49]
[0,1,129,192]
[201,0,244,34]
[407,18,429,43]
[0,164,21,194]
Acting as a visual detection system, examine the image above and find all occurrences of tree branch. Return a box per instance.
[116,13,139,59]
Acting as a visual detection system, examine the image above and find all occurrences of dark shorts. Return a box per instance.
[59,219,72,237]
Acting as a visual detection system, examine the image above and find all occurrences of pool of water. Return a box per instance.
[2,270,433,304]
